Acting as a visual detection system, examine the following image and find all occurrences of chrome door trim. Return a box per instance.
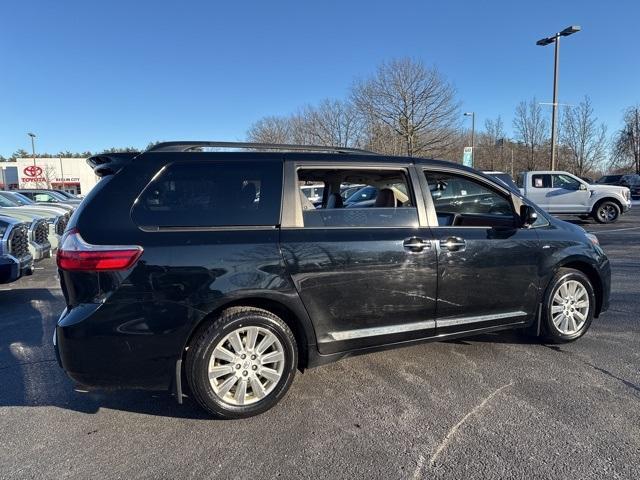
[437,311,527,328]
[323,319,436,342]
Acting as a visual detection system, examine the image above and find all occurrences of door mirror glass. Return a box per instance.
[579,183,587,191]
[520,205,538,228]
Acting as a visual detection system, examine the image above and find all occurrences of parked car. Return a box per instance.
[517,170,631,223]
[483,171,520,192]
[52,189,82,200]
[55,141,610,419]
[0,215,33,284]
[14,189,82,206]
[0,191,76,214]
[0,207,51,261]
[596,174,640,199]
[300,184,324,205]
[340,183,365,200]
[0,194,69,251]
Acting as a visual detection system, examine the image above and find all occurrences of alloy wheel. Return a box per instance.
[208,326,285,406]
[598,204,618,222]
[551,280,590,334]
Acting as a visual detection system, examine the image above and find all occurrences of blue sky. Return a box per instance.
[1,0,638,157]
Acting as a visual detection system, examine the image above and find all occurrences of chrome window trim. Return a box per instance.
[138,225,277,233]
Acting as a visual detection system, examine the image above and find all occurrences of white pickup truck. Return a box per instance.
[517,170,631,223]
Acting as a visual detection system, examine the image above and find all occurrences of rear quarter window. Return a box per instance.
[132,160,282,228]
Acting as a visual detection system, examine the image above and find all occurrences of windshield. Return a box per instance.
[0,195,19,207]
[47,191,69,201]
[2,192,33,205]
[10,192,35,205]
[55,190,75,198]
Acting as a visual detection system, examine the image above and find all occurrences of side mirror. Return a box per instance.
[520,204,538,228]
[579,183,587,191]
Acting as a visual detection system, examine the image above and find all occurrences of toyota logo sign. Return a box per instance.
[23,165,43,177]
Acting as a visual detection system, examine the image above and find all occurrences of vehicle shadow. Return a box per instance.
[0,288,210,420]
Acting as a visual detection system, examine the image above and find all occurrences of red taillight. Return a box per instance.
[56,228,143,271]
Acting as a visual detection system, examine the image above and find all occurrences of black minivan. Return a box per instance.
[55,142,611,418]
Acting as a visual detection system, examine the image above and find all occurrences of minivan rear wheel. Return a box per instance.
[542,268,595,343]
[186,307,297,419]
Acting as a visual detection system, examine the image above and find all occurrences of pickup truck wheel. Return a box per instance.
[185,307,297,419]
[542,268,595,343]
[593,200,620,224]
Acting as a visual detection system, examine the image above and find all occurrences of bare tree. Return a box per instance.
[612,105,640,174]
[475,116,505,170]
[560,96,608,176]
[513,98,548,170]
[247,116,293,144]
[351,58,460,157]
[297,99,363,147]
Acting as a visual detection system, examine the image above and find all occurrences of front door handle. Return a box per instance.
[440,236,466,252]
[403,237,430,252]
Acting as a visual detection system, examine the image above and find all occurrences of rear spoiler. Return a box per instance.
[87,152,140,177]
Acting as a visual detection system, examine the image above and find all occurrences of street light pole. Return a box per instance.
[28,132,37,166]
[464,112,475,167]
[550,36,560,171]
[537,25,581,171]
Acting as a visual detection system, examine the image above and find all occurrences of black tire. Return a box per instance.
[592,200,620,224]
[542,268,595,343]
[186,307,297,419]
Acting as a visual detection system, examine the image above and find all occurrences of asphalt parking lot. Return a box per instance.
[1,209,639,479]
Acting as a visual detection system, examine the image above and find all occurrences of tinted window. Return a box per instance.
[596,175,622,184]
[298,168,418,228]
[552,174,581,190]
[132,161,282,228]
[424,171,515,227]
[532,174,551,188]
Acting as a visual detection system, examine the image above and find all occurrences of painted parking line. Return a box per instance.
[588,226,640,234]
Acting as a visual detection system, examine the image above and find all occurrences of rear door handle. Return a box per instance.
[403,237,430,252]
[440,236,466,252]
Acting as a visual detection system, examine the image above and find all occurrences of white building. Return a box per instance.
[13,157,98,195]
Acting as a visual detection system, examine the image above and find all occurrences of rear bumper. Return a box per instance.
[55,300,200,390]
[0,253,33,284]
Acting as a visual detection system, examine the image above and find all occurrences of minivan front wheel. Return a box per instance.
[542,268,595,342]
[593,200,620,224]
[186,307,297,419]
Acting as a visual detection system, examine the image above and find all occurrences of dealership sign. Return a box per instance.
[22,165,46,182]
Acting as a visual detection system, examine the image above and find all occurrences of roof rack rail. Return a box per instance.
[146,141,377,155]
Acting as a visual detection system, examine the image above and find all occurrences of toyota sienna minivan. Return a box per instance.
[54,141,611,418]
